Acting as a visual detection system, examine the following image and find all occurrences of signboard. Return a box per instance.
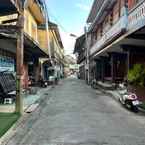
[0,56,15,72]
[128,1,145,31]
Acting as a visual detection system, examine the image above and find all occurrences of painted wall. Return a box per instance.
[24,9,38,42]
[48,29,64,61]
[0,4,48,54]
[38,28,48,54]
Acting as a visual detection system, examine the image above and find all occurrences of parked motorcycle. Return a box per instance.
[90,79,97,89]
[118,83,139,112]
[119,92,139,112]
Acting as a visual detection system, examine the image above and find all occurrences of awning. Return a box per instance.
[93,27,145,58]
[0,31,48,58]
[24,33,48,58]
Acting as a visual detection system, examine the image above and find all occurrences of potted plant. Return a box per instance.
[127,64,145,101]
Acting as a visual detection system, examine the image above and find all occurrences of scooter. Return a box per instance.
[119,82,140,112]
[119,92,140,112]
[90,79,97,89]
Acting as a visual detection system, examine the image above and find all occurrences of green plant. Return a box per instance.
[127,64,145,87]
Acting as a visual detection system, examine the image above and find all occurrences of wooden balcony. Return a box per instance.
[90,13,128,56]
[128,1,145,32]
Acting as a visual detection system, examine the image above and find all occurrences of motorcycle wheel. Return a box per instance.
[131,105,139,113]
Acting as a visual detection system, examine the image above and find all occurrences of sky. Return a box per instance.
[46,0,93,56]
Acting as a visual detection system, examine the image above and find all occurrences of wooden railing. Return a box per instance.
[128,1,145,31]
[90,14,128,56]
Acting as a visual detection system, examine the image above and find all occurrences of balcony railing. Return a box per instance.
[90,13,128,56]
[89,2,145,57]
[128,1,145,31]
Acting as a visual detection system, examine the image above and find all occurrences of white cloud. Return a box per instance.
[76,3,90,11]
[59,27,84,57]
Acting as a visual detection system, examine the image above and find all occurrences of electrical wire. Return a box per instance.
[45,4,71,35]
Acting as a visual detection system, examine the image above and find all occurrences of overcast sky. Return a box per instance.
[46,0,93,56]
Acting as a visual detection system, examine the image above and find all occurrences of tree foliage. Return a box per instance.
[127,64,145,87]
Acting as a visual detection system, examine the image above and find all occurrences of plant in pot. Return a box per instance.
[127,64,145,101]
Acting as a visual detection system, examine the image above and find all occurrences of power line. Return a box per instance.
[46,5,71,35]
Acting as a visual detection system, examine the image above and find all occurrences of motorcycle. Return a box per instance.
[118,83,140,112]
[119,92,140,112]
[90,79,97,89]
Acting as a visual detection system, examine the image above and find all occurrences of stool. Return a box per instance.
[4,98,13,104]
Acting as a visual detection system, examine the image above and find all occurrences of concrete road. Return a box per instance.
[6,78,145,145]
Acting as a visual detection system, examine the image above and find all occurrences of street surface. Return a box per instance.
[6,78,145,145]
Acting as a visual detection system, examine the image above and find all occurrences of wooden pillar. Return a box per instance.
[16,12,24,114]
[101,59,105,82]
[95,60,99,80]
[126,50,131,73]
[111,54,115,83]
[34,58,40,82]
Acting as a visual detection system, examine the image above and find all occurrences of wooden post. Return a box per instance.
[127,50,130,72]
[16,10,24,114]
[101,59,105,82]
[111,54,115,83]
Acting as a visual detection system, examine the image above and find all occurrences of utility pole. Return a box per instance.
[84,26,90,85]
[16,2,24,114]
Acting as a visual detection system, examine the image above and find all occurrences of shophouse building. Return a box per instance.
[86,0,145,84]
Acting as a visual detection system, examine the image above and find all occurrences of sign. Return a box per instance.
[128,1,145,31]
[0,56,15,72]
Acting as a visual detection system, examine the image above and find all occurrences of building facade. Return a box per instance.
[86,0,145,85]
[0,0,65,89]
[74,35,86,80]
[47,22,65,80]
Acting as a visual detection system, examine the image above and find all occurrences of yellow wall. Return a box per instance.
[24,9,38,42]
[0,9,49,54]
[38,29,48,54]
[48,29,64,61]
[0,10,38,42]
[0,4,65,59]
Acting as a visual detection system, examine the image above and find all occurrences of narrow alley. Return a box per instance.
[5,78,145,145]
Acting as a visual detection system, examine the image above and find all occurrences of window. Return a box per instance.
[113,1,120,24]
[128,0,143,10]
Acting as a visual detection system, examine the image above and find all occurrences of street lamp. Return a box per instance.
[70,33,78,38]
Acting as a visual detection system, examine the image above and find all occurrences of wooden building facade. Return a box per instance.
[87,0,145,85]
[0,1,66,89]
